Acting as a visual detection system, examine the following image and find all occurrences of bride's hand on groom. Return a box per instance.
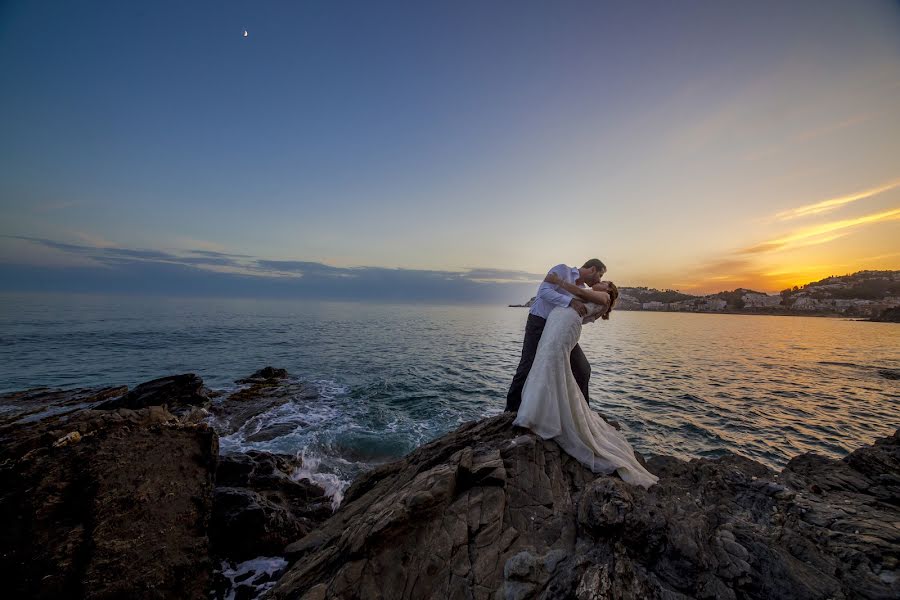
[570,299,588,317]
[544,273,562,285]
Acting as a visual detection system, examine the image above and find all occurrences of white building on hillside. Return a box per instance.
[642,301,667,311]
[699,298,727,311]
[742,292,782,308]
[791,297,821,311]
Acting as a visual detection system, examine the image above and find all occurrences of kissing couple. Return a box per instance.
[506,259,658,489]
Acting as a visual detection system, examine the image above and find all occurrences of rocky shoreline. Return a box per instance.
[1,370,897,599]
[870,307,900,323]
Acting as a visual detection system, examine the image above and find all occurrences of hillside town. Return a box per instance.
[512,270,900,320]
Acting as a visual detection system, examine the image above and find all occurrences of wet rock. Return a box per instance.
[236,366,289,384]
[0,401,218,599]
[209,371,317,437]
[270,415,900,600]
[244,421,302,443]
[212,451,332,561]
[95,373,211,415]
[0,385,128,428]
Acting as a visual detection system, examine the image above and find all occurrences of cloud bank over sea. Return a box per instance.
[0,237,539,304]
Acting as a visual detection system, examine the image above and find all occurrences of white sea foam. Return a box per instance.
[311,378,351,398]
[292,448,348,510]
[212,377,358,509]
[215,377,348,453]
[218,556,287,600]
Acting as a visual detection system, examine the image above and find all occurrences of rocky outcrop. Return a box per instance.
[237,367,290,384]
[95,373,211,415]
[0,371,335,600]
[209,369,318,440]
[271,414,899,600]
[0,403,218,599]
[0,386,128,429]
[212,451,333,561]
[3,373,897,600]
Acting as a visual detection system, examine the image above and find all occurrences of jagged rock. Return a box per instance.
[209,371,317,437]
[0,385,128,428]
[211,451,332,561]
[95,373,211,414]
[274,415,596,599]
[236,367,290,384]
[271,415,900,600]
[0,401,218,599]
[3,376,896,600]
[0,376,337,600]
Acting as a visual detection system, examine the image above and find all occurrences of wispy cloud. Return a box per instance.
[9,236,252,273]
[743,207,900,254]
[71,231,117,248]
[174,237,229,253]
[256,260,351,277]
[745,112,874,162]
[668,259,849,295]
[774,179,900,221]
[670,200,900,293]
[187,249,255,259]
[459,268,544,283]
[855,251,900,262]
[0,236,541,303]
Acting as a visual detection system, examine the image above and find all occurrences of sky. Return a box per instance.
[1,0,899,302]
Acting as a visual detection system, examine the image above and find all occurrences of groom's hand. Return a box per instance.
[571,299,588,317]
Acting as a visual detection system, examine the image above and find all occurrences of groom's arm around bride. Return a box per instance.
[505,259,606,413]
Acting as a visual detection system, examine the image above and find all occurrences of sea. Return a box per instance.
[1,292,897,499]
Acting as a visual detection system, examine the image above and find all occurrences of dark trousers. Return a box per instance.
[505,313,591,412]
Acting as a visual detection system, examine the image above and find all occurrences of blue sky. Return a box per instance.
[2,0,899,301]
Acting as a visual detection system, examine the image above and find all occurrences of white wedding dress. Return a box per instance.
[513,304,658,489]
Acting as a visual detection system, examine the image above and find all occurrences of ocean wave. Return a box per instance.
[291,450,348,510]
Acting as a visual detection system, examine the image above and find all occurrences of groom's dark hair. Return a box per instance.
[582,258,606,273]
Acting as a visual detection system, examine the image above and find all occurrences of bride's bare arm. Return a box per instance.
[544,273,610,305]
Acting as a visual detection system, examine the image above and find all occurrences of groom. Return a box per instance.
[505,258,606,413]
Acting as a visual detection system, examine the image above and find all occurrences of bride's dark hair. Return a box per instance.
[601,282,619,320]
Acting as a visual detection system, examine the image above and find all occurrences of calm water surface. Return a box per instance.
[1,293,897,492]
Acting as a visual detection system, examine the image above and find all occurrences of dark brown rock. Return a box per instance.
[0,386,128,430]
[211,451,332,561]
[270,415,900,600]
[209,373,317,437]
[0,402,218,599]
[274,415,596,599]
[236,367,290,384]
[95,373,211,414]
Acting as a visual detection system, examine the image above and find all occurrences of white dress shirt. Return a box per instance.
[529,264,583,320]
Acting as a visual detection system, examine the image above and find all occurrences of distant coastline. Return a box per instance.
[511,269,900,320]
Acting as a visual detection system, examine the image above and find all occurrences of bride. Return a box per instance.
[513,274,658,489]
